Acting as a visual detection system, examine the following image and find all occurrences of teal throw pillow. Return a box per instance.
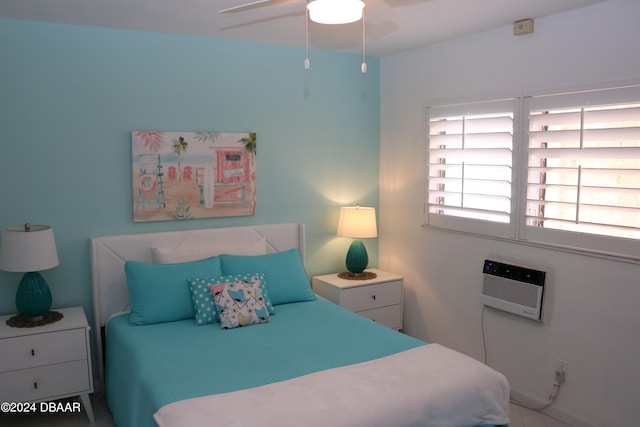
[125,256,222,325]
[219,249,315,306]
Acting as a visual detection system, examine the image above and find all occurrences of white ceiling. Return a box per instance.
[0,0,606,56]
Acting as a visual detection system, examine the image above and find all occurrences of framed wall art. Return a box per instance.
[131,131,256,222]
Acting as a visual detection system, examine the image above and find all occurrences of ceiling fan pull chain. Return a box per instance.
[305,0,310,70]
[361,3,367,74]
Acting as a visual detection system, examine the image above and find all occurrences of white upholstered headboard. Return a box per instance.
[90,222,305,327]
[90,223,305,386]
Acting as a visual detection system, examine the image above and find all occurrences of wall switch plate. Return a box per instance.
[514,18,534,36]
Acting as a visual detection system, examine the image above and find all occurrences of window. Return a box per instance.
[425,99,518,238]
[522,85,640,256]
[425,84,640,260]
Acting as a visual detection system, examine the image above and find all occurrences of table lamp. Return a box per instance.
[337,205,377,279]
[0,223,59,322]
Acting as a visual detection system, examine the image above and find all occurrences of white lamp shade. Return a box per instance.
[0,225,59,272]
[337,206,377,239]
[307,0,365,25]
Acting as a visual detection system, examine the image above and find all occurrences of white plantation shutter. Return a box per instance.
[523,85,640,256]
[425,99,518,237]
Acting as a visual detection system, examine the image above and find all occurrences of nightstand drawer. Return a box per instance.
[0,359,91,402]
[0,328,87,372]
[0,307,95,423]
[357,305,403,330]
[340,281,402,312]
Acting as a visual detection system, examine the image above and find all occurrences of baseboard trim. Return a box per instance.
[510,389,600,427]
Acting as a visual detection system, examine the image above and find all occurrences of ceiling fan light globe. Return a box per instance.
[307,0,365,25]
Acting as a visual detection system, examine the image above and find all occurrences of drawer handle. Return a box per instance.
[31,349,35,357]
[34,382,38,390]
[371,294,376,301]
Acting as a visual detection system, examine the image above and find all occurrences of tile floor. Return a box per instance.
[509,402,573,427]
[1,393,573,427]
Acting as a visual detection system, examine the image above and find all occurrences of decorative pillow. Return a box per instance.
[125,256,222,326]
[219,249,316,306]
[188,272,274,326]
[210,275,271,329]
[151,238,267,264]
[188,277,221,325]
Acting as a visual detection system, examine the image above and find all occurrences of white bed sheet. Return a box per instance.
[154,344,510,427]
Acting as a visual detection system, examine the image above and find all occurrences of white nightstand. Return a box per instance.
[0,306,95,422]
[312,269,403,330]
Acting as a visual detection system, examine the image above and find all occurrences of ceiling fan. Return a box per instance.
[219,0,429,24]
[218,0,429,71]
[220,0,363,24]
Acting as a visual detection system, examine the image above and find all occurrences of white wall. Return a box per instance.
[379,1,640,426]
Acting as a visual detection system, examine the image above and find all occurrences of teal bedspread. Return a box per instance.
[106,297,506,427]
[106,297,424,427]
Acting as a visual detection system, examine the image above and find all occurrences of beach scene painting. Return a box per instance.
[132,131,256,222]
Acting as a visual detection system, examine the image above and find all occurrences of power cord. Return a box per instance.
[510,381,562,411]
[481,305,564,411]
[481,305,489,365]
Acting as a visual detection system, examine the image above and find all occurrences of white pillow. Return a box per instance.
[151,238,267,264]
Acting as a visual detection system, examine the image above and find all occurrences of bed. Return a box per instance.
[90,223,510,427]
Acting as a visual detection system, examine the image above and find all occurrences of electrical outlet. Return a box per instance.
[555,359,568,383]
[513,18,534,36]
[556,359,568,372]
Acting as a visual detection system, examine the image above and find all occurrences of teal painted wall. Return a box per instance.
[0,20,380,326]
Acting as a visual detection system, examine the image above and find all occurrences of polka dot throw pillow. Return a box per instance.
[188,277,221,325]
[189,273,274,326]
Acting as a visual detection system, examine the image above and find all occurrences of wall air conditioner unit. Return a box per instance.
[481,259,546,322]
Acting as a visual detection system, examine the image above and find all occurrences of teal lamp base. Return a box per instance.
[345,239,368,275]
[15,271,52,321]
